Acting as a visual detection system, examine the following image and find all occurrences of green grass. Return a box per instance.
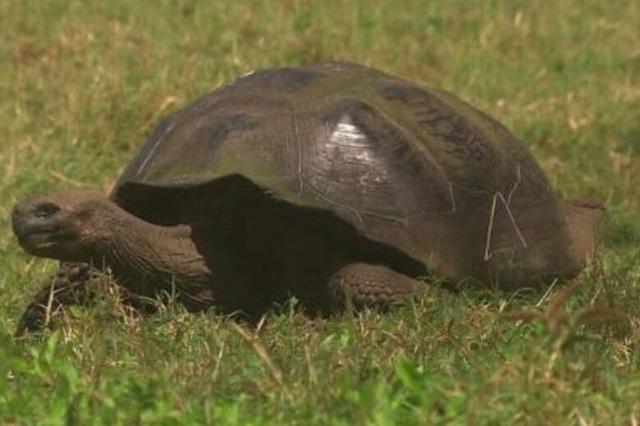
[1,0,640,424]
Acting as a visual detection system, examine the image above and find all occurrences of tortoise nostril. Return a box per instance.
[34,202,60,219]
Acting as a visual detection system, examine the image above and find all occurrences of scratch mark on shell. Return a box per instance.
[448,183,457,213]
[292,112,305,196]
[483,172,528,261]
[137,122,177,175]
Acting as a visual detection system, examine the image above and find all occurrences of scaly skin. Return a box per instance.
[12,191,425,333]
[328,263,423,310]
[15,262,96,335]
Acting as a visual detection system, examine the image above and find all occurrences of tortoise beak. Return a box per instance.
[11,200,62,253]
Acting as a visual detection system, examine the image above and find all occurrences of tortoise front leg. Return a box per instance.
[15,262,99,336]
[328,263,425,310]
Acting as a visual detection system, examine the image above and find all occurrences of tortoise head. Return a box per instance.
[12,190,111,262]
[563,199,606,267]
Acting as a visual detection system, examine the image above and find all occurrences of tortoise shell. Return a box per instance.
[112,62,594,288]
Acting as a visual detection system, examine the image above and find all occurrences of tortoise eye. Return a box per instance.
[35,202,60,219]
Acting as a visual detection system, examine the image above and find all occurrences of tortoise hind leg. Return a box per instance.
[327,263,424,310]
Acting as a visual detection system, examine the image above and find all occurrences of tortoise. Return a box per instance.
[12,62,604,334]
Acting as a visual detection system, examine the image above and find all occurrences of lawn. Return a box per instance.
[1,0,639,424]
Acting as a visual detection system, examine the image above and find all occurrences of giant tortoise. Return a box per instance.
[12,62,604,333]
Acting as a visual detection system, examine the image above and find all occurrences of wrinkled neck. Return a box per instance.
[89,204,212,290]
